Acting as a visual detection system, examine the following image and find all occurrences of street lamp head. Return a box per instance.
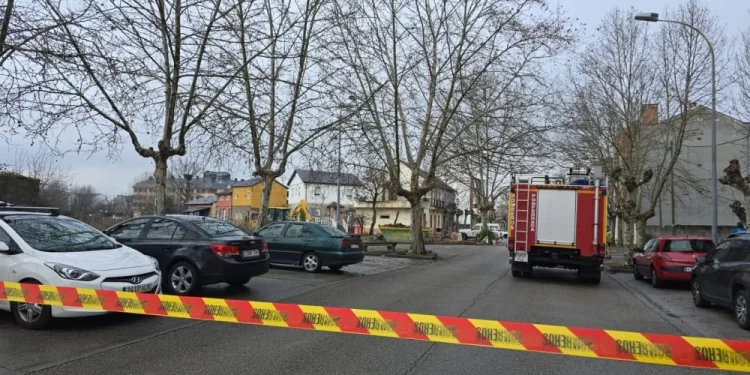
[634,12,659,22]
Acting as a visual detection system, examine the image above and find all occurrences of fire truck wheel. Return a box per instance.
[522,268,533,277]
[511,270,522,277]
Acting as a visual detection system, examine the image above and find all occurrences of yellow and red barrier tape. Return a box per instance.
[2,281,750,372]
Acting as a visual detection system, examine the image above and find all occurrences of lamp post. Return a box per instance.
[634,12,718,244]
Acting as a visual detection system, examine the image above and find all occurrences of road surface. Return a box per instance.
[1,245,747,375]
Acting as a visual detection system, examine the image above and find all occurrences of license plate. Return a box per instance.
[123,283,155,293]
[514,251,528,263]
[351,244,359,250]
[243,249,260,257]
[684,266,693,272]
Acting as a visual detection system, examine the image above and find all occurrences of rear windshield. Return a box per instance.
[190,218,247,238]
[319,225,347,237]
[665,239,714,253]
[3,216,120,252]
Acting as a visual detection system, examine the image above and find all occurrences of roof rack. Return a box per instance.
[0,201,60,216]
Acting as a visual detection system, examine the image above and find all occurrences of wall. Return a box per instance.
[645,109,750,228]
[0,173,40,205]
[232,181,287,209]
[287,174,360,208]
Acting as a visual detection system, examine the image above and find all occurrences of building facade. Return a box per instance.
[637,105,750,238]
[132,171,232,215]
[230,177,288,224]
[287,169,363,225]
[353,162,457,233]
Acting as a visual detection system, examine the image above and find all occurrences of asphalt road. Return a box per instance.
[1,246,748,375]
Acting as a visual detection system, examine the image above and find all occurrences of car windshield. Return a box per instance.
[666,239,714,253]
[319,225,347,237]
[3,216,120,252]
[188,217,247,238]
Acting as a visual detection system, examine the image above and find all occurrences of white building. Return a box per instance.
[353,161,457,232]
[287,169,364,223]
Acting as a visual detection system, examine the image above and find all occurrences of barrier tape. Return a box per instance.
[2,281,750,372]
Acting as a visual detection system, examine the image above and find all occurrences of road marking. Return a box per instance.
[2,281,749,372]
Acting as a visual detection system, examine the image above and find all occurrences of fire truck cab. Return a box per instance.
[508,167,607,284]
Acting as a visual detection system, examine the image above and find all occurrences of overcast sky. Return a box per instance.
[0,0,747,197]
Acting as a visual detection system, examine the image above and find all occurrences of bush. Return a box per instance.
[476,228,495,244]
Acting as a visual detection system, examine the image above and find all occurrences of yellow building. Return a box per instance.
[230,177,288,223]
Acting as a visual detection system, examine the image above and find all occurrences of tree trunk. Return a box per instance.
[623,220,633,248]
[153,154,168,215]
[480,208,489,230]
[408,199,426,255]
[257,175,275,228]
[636,218,649,249]
[369,198,378,235]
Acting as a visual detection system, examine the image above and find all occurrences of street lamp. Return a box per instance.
[634,12,718,244]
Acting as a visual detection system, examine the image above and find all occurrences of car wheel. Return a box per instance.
[302,253,322,273]
[167,261,200,295]
[691,279,710,308]
[650,267,663,288]
[328,265,343,271]
[735,289,750,330]
[11,281,53,330]
[227,277,251,287]
[633,263,643,280]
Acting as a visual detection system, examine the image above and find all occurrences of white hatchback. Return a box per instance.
[0,208,161,329]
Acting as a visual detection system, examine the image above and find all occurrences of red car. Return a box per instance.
[633,235,714,288]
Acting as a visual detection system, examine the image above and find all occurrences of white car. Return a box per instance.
[459,223,505,240]
[0,206,161,329]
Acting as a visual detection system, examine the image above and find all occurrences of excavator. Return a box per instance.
[288,199,311,222]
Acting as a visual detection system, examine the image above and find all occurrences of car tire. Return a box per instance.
[328,265,343,271]
[735,289,750,330]
[301,252,322,273]
[633,263,643,280]
[227,277,251,287]
[166,261,200,296]
[691,279,710,308]
[11,280,53,330]
[650,267,663,288]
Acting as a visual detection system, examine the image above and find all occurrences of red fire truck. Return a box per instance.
[507,168,607,284]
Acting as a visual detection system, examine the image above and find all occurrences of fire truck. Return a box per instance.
[507,167,607,284]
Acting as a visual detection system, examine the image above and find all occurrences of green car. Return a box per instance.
[254,221,365,272]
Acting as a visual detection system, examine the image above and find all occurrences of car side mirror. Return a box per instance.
[695,256,706,264]
[0,241,9,252]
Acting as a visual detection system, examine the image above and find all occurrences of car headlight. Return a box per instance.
[45,263,100,281]
[148,256,160,272]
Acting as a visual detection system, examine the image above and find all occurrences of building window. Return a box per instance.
[314,187,321,196]
[380,215,390,219]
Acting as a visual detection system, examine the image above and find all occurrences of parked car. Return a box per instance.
[691,236,750,329]
[633,235,714,288]
[0,204,162,329]
[255,221,364,272]
[104,215,269,295]
[459,223,504,240]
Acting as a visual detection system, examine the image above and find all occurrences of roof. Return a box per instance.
[396,160,455,193]
[288,170,363,187]
[231,176,263,188]
[187,196,217,205]
[216,190,232,196]
[133,174,232,190]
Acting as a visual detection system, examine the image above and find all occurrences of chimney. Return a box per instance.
[641,104,658,125]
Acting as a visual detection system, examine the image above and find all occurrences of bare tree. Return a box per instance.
[13,0,262,215]
[356,165,388,235]
[12,149,71,208]
[330,0,573,254]
[168,157,204,210]
[562,3,727,255]
[200,0,368,228]
[447,73,554,230]
[738,23,750,119]
[68,184,100,219]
